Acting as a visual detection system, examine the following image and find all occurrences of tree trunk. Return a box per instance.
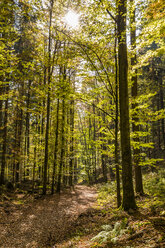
[114,30,121,207]
[159,72,165,148]
[24,80,31,180]
[56,98,65,193]
[69,98,74,186]
[101,112,107,183]
[51,98,59,194]
[0,85,9,185]
[130,0,144,195]
[117,0,136,210]
[92,103,97,182]
[43,0,54,194]
[0,85,4,156]
[15,105,23,184]
[32,145,37,192]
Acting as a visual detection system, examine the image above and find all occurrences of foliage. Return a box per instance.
[97,182,116,206]
[143,169,165,198]
[91,218,129,244]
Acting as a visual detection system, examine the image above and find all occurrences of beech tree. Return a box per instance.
[130,0,144,195]
[117,0,136,209]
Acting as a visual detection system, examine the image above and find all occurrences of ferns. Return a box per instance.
[91,218,129,244]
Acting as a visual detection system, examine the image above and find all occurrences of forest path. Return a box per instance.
[0,185,98,248]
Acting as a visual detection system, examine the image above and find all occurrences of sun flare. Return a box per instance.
[64,10,79,29]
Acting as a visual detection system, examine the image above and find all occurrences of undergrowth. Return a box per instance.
[91,169,165,247]
[91,218,129,244]
[143,169,165,198]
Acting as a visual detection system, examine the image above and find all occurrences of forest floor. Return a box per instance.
[0,177,165,248]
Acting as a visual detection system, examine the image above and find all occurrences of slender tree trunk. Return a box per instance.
[0,85,9,185]
[114,30,121,207]
[69,98,74,186]
[78,113,90,183]
[15,82,24,185]
[159,73,165,148]
[101,112,107,182]
[15,106,23,184]
[51,98,59,194]
[74,156,78,184]
[24,80,31,180]
[32,145,37,192]
[43,0,54,194]
[40,39,47,180]
[101,151,107,182]
[130,0,144,195]
[0,85,4,155]
[93,103,97,182]
[117,0,136,210]
[56,98,65,193]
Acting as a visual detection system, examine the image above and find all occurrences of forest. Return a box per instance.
[0,0,165,247]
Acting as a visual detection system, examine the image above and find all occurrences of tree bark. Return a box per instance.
[159,71,165,148]
[56,98,65,193]
[24,80,31,180]
[117,0,136,210]
[43,0,54,194]
[92,103,97,182]
[51,98,59,194]
[0,85,9,185]
[69,98,74,186]
[130,0,144,195]
[114,30,121,207]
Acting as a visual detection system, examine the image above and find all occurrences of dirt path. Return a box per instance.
[0,185,97,248]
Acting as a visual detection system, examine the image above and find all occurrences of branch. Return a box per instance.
[78,96,115,121]
[99,0,117,23]
[55,28,116,99]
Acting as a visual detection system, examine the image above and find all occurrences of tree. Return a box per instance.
[117,0,136,210]
[130,0,144,195]
[43,0,54,195]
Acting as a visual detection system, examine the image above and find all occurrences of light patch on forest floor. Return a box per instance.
[0,185,97,248]
[0,182,165,248]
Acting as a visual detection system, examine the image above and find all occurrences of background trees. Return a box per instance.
[0,0,164,211]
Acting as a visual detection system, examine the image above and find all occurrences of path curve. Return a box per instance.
[0,185,97,248]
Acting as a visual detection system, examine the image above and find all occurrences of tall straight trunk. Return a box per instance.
[159,73,165,148]
[78,113,90,183]
[130,0,144,195]
[101,151,107,182]
[24,80,31,180]
[69,98,74,186]
[92,103,97,182]
[0,85,9,185]
[101,112,107,182]
[43,0,54,194]
[114,30,121,207]
[63,106,69,186]
[0,85,4,153]
[157,94,161,149]
[56,98,65,193]
[117,0,136,210]
[74,156,78,184]
[0,84,4,172]
[15,105,23,183]
[51,98,59,194]
[40,65,47,180]
[32,145,37,192]
[15,82,24,184]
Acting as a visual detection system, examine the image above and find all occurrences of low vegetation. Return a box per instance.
[55,169,165,248]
